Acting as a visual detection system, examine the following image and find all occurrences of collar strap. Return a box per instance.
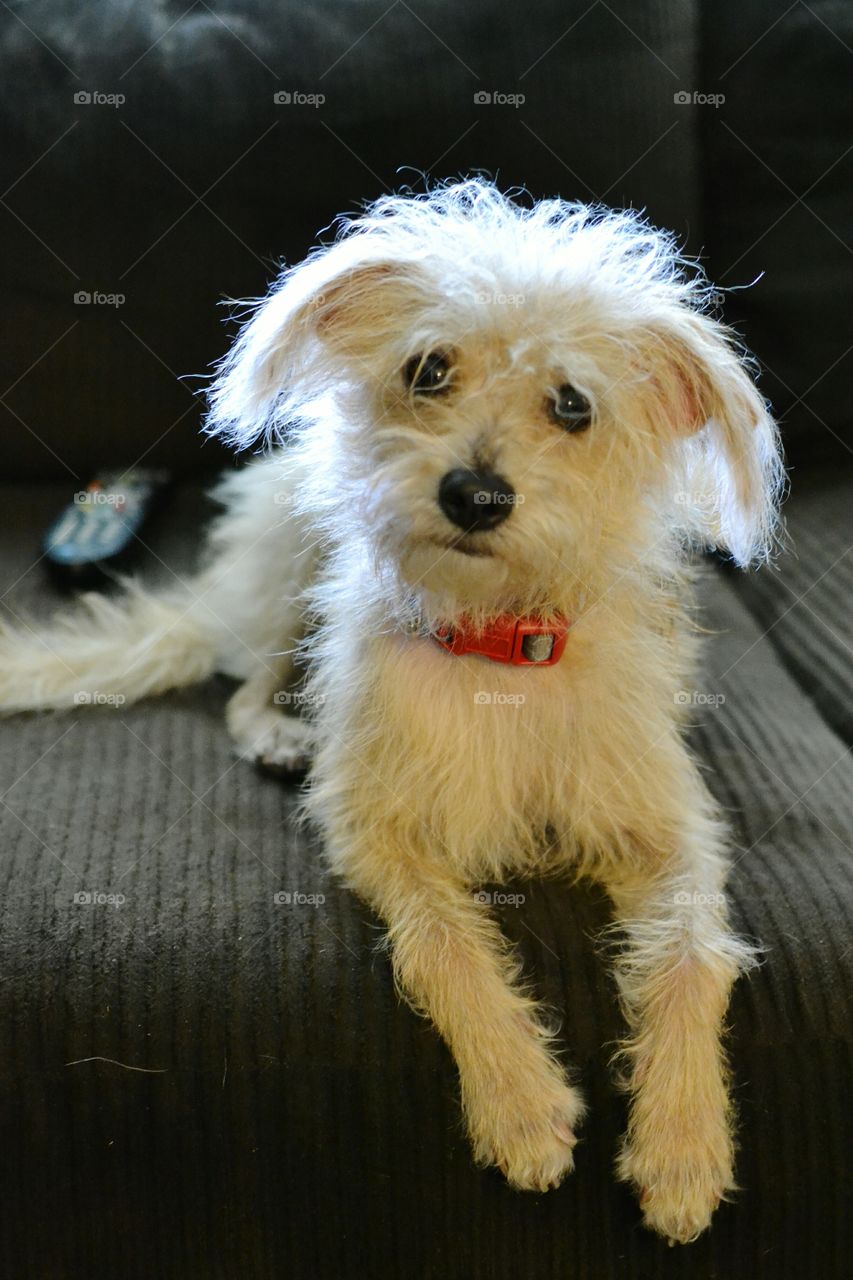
[431,614,569,666]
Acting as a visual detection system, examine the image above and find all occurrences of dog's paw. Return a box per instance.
[232,711,314,776]
[466,1056,585,1193]
[619,1133,734,1245]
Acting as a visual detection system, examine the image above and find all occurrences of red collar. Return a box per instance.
[431,614,569,666]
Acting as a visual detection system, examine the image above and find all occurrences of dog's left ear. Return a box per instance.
[206,239,423,447]
[646,311,784,566]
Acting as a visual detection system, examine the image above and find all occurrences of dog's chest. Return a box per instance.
[343,632,597,874]
[379,633,581,802]
[395,629,571,711]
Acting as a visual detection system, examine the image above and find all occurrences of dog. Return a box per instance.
[0,180,783,1244]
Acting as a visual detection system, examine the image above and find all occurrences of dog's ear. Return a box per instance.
[205,239,422,447]
[646,311,784,565]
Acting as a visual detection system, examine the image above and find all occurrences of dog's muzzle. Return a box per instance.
[438,468,515,532]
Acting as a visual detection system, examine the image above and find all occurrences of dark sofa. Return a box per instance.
[1,3,851,1277]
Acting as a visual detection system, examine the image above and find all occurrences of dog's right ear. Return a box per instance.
[205,239,421,447]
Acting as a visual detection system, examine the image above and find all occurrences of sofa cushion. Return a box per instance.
[727,465,853,747]
[0,483,850,1277]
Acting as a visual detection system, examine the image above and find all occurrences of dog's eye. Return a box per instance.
[404,351,452,395]
[548,384,592,432]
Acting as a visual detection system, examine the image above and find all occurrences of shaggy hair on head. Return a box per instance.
[208,180,782,575]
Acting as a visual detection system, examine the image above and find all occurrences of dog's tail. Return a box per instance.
[0,581,217,715]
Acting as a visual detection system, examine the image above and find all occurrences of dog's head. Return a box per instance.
[207,181,783,618]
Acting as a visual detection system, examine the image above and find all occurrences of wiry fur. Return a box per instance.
[0,180,783,1243]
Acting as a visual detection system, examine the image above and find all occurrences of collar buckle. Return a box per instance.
[431,615,569,666]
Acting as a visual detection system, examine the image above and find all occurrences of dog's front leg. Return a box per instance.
[602,842,756,1244]
[344,843,585,1190]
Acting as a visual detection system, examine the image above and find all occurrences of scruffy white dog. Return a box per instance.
[1,181,783,1244]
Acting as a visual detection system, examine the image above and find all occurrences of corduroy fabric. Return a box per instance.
[0,484,850,1278]
[727,466,853,748]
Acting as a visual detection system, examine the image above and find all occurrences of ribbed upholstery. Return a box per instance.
[0,485,850,1278]
[729,467,853,746]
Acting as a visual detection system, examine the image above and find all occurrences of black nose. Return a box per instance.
[437,468,516,532]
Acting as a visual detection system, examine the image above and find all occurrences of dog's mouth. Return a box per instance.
[402,532,510,603]
[429,535,494,559]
